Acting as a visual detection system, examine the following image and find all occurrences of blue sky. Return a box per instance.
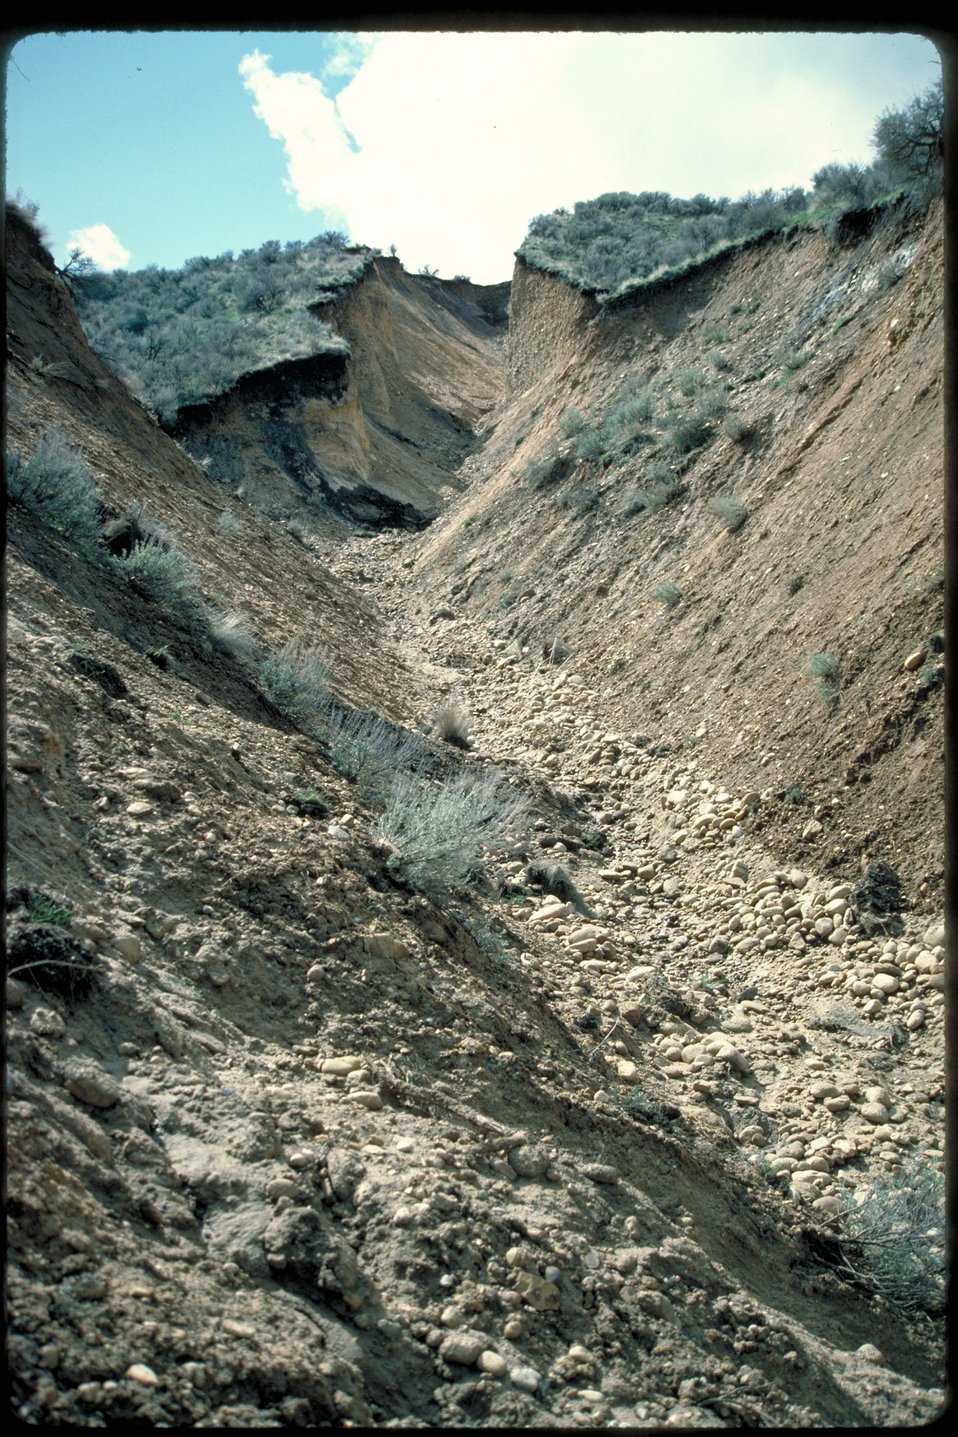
[4,27,943,284]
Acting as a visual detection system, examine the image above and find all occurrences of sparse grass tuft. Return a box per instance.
[210,610,258,661]
[808,651,841,709]
[525,860,587,911]
[779,348,811,382]
[808,651,840,679]
[26,892,74,927]
[433,699,471,749]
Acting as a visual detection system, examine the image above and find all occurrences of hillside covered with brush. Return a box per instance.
[3,77,947,1430]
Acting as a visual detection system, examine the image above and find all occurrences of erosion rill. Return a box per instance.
[4,194,945,1427]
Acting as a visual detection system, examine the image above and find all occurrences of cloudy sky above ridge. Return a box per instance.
[5,27,942,282]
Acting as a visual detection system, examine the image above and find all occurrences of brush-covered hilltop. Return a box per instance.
[4,80,946,1430]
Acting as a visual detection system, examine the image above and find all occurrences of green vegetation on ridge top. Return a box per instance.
[70,232,371,422]
[517,80,942,296]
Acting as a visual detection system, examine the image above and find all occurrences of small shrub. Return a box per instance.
[707,348,732,372]
[374,769,529,896]
[677,368,706,398]
[575,429,607,462]
[724,414,756,444]
[559,407,587,438]
[216,511,243,535]
[697,388,729,422]
[524,452,567,488]
[653,579,682,609]
[285,518,308,543]
[117,539,203,620]
[708,494,749,531]
[604,391,658,459]
[557,484,600,515]
[620,476,681,518]
[785,783,806,804]
[668,411,712,455]
[787,573,806,595]
[6,428,102,554]
[835,1165,945,1316]
[259,641,331,728]
[323,705,427,796]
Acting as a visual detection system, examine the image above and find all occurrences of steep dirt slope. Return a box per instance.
[4,203,947,1429]
[414,200,945,911]
[5,207,425,721]
[167,259,508,532]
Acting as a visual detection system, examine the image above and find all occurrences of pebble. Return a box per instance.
[343,1089,384,1109]
[582,1162,618,1184]
[319,1055,364,1075]
[854,1343,887,1366]
[510,1364,542,1393]
[65,1068,119,1109]
[125,1363,160,1387]
[439,1329,489,1366]
[112,929,142,961]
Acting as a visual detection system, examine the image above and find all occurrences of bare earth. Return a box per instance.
[4,199,947,1427]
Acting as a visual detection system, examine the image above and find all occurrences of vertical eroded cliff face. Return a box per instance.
[168,259,509,531]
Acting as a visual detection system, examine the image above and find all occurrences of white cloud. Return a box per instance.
[67,223,131,270]
[320,31,378,86]
[239,31,939,284]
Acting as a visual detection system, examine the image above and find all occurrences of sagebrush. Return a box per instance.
[375,769,528,896]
